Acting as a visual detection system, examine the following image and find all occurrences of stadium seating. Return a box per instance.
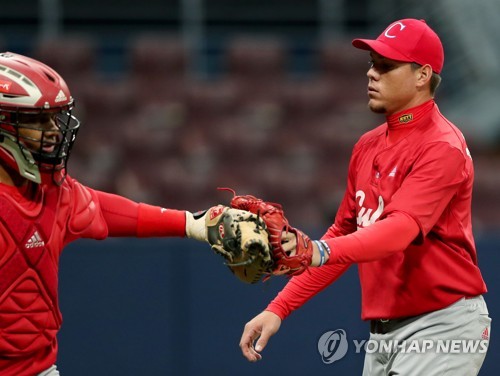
[31,34,500,229]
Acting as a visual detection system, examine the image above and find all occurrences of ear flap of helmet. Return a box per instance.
[0,132,41,183]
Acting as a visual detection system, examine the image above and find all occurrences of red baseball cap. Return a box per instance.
[352,19,444,74]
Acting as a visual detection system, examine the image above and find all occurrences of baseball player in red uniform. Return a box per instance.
[0,52,214,376]
[240,19,491,375]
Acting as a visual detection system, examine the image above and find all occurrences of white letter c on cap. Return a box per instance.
[384,22,406,39]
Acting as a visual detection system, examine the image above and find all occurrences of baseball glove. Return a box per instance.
[227,191,313,278]
[206,205,274,284]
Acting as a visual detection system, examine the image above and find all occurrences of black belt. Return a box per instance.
[370,316,416,334]
[370,297,478,335]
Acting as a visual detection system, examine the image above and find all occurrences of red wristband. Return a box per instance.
[137,203,186,238]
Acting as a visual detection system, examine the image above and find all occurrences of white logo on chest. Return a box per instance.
[356,190,384,229]
[25,230,45,249]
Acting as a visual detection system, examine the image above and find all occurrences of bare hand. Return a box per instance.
[281,229,321,266]
[281,230,297,256]
[239,311,282,362]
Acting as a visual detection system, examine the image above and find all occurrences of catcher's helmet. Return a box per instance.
[0,52,80,184]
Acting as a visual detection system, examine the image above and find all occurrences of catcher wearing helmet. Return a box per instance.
[0,52,231,376]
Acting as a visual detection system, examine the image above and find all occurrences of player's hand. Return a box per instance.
[185,206,225,242]
[239,310,281,362]
[281,230,297,256]
[185,209,208,242]
[281,229,322,266]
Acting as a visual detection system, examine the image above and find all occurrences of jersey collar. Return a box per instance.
[386,99,435,130]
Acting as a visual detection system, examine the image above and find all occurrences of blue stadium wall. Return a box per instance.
[57,234,499,375]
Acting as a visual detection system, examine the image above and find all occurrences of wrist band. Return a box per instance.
[314,240,326,266]
[320,240,331,258]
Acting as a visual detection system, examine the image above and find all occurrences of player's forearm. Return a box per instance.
[323,220,357,239]
[137,203,186,237]
[266,262,351,319]
[324,211,420,264]
[95,191,186,237]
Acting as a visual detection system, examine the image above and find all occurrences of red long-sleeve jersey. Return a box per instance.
[267,100,487,321]
[0,174,186,376]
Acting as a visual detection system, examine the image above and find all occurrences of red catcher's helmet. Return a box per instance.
[0,51,80,184]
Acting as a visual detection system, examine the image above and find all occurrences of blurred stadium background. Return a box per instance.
[2,1,499,375]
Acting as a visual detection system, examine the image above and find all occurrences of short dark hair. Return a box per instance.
[411,62,442,95]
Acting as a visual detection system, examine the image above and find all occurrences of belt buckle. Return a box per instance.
[371,319,390,334]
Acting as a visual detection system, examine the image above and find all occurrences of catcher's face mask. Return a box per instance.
[0,52,80,184]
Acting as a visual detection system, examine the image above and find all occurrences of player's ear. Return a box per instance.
[416,64,432,88]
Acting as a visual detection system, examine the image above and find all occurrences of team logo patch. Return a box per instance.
[384,21,406,39]
[398,113,413,123]
[0,80,12,93]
